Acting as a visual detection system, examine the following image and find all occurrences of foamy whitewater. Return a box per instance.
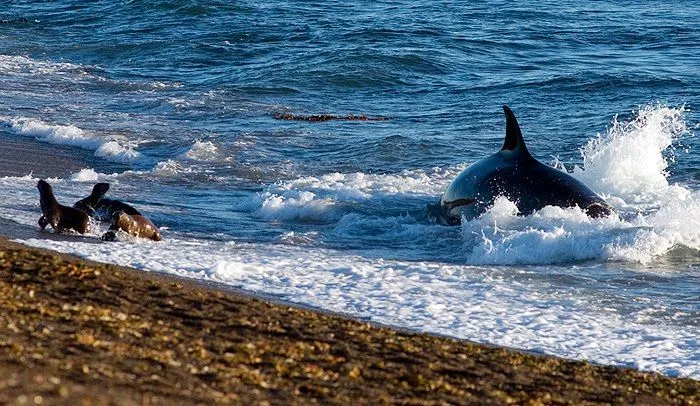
[1,1,699,381]
[1,116,146,165]
[1,105,698,378]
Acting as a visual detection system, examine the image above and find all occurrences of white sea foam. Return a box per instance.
[180,140,223,161]
[246,166,465,222]
[257,191,340,222]
[95,140,143,164]
[151,159,194,176]
[3,117,100,148]
[462,197,630,264]
[69,168,121,183]
[0,54,182,92]
[280,167,463,197]
[464,196,700,265]
[279,231,319,245]
[0,55,90,77]
[573,104,690,203]
[1,116,147,165]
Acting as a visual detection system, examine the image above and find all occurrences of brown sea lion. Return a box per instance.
[101,211,162,242]
[74,182,141,221]
[37,180,90,234]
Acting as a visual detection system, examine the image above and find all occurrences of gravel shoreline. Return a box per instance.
[1,236,698,405]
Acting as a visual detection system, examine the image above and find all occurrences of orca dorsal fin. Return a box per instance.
[501,105,532,158]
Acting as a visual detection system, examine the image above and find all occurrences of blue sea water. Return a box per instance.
[0,1,698,377]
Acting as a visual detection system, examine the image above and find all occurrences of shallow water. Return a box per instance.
[0,1,698,378]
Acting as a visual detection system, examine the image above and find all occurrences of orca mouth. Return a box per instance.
[443,198,475,210]
[584,202,614,218]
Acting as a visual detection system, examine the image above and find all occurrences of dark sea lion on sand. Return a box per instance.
[102,211,162,242]
[37,180,90,234]
[74,182,142,221]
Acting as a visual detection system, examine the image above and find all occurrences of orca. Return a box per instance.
[436,106,614,225]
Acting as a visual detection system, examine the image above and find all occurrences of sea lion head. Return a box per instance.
[87,183,110,205]
[37,179,52,195]
[101,211,131,241]
[74,182,110,216]
[93,182,110,195]
[37,179,57,215]
[112,210,130,227]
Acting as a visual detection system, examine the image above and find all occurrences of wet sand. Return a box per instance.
[0,136,89,178]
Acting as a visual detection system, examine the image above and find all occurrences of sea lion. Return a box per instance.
[37,180,90,233]
[74,182,142,221]
[96,197,142,218]
[74,182,110,218]
[101,211,162,242]
[435,106,614,225]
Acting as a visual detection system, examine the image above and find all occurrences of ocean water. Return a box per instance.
[1,1,699,378]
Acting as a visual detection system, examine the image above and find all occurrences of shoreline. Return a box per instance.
[0,217,560,359]
[1,133,699,404]
[1,233,698,404]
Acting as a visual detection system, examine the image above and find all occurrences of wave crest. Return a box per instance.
[2,116,148,165]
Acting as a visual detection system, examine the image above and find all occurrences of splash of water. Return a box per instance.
[573,104,690,203]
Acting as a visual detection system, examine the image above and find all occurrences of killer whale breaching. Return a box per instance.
[435,105,614,225]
